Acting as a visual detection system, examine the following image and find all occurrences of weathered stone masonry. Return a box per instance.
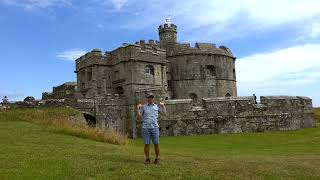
[42,19,315,138]
[159,96,314,136]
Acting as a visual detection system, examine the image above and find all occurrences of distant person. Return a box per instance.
[2,96,8,105]
[253,94,257,104]
[136,93,166,165]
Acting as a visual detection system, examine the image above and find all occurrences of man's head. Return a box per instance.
[146,93,155,104]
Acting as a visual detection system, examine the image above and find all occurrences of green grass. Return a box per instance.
[0,107,128,145]
[0,108,320,179]
[314,108,320,123]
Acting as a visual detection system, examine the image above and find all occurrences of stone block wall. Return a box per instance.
[156,96,315,136]
[168,43,237,99]
[38,95,315,138]
[94,94,128,133]
[42,82,76,100]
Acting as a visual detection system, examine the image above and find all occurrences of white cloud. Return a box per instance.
[25,0,71,10]
[104,0,320,41]
[96,0,128,10]
[296,21,320,42]
[309,22,320,39]
[0,0,72,10]
[57,49,87,61]
[236,44,320,82]
[0,90,24,101]
[110,0,128,10]
[236,44,320,106]
[191,0,319,26]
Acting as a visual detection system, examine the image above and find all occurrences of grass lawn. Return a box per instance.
[1,108,320,179]
[315,107,320,123]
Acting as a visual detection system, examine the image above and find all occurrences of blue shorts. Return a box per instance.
[142,128,159,145]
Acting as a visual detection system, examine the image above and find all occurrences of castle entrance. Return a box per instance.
[83,113,96,127]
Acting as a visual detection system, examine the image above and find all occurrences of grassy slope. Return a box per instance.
[315,108,320,123]
[1,109,320,179]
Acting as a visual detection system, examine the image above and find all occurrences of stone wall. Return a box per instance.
[156,96,315,136]
[38,95,315,138]
[94,94,128,133]
[42,82,76,100]
[168,43,237,99]
[40,22,315,138]
[74,43,168,101]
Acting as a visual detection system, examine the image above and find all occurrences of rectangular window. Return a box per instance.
[87,69,92,81]
[206,65,216,76]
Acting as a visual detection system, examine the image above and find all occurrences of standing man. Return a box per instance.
[137,93,166,165]
[2,96,8,105]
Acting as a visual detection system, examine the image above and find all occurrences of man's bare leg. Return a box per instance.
[154,144,160,159]
[144,144,150,159]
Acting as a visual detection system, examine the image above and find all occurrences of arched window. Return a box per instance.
[145,65,154,75]
[233,68,236,79]
[206,65,216,76]
[226,93,231,97]
[116,86,124,95]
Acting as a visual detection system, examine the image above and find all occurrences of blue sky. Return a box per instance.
[0,0,319,107]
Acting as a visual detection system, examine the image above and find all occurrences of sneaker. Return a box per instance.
[154,158,160,165]
[144,158,151,165]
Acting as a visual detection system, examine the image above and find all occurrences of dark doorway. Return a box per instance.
[84,113,96,127]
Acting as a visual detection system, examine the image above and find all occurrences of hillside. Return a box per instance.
[314,107,320,122]
[0,108,320,179]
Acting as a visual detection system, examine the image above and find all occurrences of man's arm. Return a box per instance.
[159,102,167,116]
[136,104,143,121]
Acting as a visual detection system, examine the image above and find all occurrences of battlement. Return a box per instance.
[203,96,312,107]
[134,39,161,49]
[203,96,254,102]
[171,42,235,58]
[158,23,177,33]
[76,48,103,64]
[108,40,166,56]
[260,96,312,108]
[75,41,167,66]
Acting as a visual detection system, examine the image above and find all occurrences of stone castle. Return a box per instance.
[42,18,315,138]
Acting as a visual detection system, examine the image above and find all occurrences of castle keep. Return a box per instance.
[73,20,236,101]
[43,18,315,137]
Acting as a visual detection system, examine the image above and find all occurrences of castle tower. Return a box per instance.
[158,16,177,53]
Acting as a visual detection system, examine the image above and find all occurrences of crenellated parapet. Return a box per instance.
[132,39,166,55]
[75,48,107,72]
[106,40,167,65]
[134,39,160,48]
[169,42,235,58]
[76,48,103,63]
[158,23,177,33]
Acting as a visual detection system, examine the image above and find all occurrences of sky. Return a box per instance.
[0,0,319,107]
